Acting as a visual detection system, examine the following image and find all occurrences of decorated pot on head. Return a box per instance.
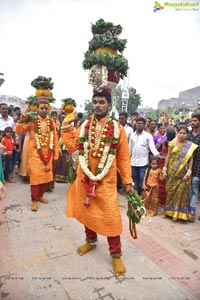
[31,76,56,110]
[82,18,128,92]
[61,98,76,120]
[25,95,38,112]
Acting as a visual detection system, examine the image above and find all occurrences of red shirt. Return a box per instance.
[2,136,14,156]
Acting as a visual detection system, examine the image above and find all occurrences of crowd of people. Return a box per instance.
[118,110,200,223]
[0,100,200,275]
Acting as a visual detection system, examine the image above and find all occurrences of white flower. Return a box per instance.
[79,118,119,182]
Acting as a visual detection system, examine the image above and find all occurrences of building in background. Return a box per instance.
[0,95,25,110]
[158,86,200,113]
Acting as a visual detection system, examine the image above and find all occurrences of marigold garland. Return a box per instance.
[78,115,119,207]
[33,116,54,167]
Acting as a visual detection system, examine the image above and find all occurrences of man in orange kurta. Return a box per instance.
[61,91,134,275]
[16,102,59,211]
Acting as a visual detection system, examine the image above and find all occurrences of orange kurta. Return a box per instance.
[16,117,59,185]
[61,118,133,237]
[18,133,30,177]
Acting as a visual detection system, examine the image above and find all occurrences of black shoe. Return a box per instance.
[198,216,200,221]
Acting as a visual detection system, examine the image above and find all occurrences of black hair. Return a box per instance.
[14,107,21,112]
[131,112,139,116]
[157,122,166,129]
[4,126,13,133]
[177,124,189,134]
[51,110,58,117]
[144,156,159,186]
[166,128,176,141]
[136,117,145,124]
[149,120,157,125]
[191,112,200,121]
[119,111,128,118]
[92,92,112,103]
[77,112,83,119]
[0,103,7,108]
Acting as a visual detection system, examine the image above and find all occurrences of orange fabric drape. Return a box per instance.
[16,117,59,185]
[61,119,132,237]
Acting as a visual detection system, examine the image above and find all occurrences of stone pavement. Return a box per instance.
[0,174,200,300]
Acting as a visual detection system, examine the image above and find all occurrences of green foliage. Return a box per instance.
[48,96,56,104]
[89,34,127,53]
[82,51,128,78]
[31,76,54,90]
[146,109,160,120]
[61,98,76,107]
[68,166,77,184]
[164,106,174,117]
[0,72,5,87]
[83,18,128,79]
[83,99,92,115]
[25,95,38,105]
[91,19,123,35]
[126,190,146,224]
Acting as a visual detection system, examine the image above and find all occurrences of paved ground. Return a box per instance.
[0,173,200,300]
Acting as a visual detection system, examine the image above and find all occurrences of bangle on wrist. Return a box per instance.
[125,182,134,187]
[162,167,167,174]
[186,170,192,176]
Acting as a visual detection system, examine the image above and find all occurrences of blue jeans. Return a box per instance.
[190,176,200,215]
[132,165,148,195]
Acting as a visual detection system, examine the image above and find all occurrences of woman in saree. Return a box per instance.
[159,128,176,207]
[153,123,167,207]
[162,125,198,221]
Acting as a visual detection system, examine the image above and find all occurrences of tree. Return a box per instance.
[83,99,92,116]
[112,85,142,114]
[146,109,161,120]
[0,72,5,87]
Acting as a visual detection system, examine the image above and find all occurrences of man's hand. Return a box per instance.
[142,184,147,191]
[125,183,134,194]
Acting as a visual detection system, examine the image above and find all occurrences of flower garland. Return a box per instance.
[88,65,108,92]
[78,116,119,207]
[126,190,146,239]
[33,116,54,169]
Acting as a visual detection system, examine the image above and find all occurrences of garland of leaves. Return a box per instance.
[126,190,146,239]
[31,76,54,90]
[91,18,123,35]
[83,18,128,79]
[25,95,38,106]
[88,33,127,53]
[61,98,76,107]
[83,51,128,79]
[33,116,55,167]
[78,116,119,207]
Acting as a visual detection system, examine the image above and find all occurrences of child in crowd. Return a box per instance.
[1,127,15,183]
[13,111,22,172]
[142,156,162,216]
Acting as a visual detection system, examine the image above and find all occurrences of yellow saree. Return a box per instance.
[164,140,197,221]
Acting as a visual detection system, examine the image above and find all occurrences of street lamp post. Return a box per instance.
[121,87,129,112]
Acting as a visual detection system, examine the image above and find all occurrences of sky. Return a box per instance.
[0,0,200,110]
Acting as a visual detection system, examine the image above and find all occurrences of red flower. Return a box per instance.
[79,144,84,150]
[111,144,118,149]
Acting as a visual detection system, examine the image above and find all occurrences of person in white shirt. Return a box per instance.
[118,112,133,141]
[0,103,15,131]
[117,112,133,193]
[129,117,159,195]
